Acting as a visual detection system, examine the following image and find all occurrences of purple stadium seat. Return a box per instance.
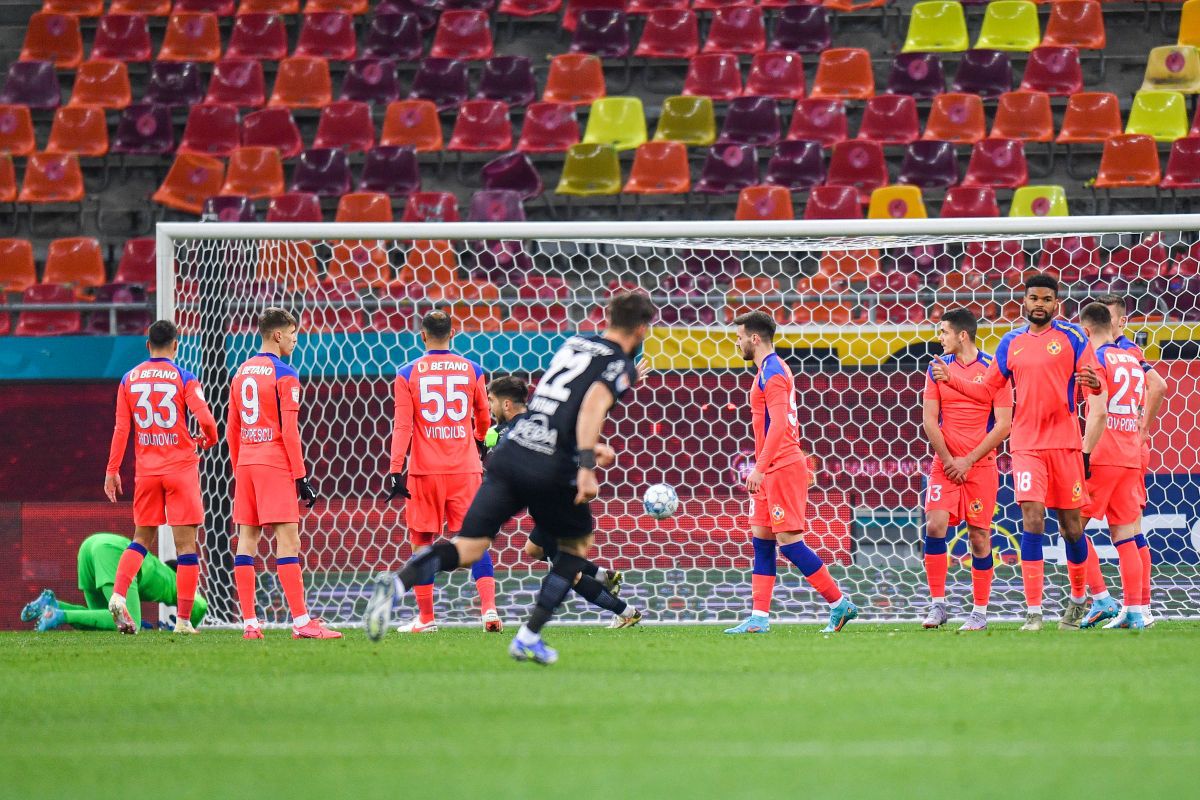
[409,58,470,112]
[111,103,175,155]
[764,139,826,190]
[290,148,353,197]
[376,0,441,33]
[363,12,425,61]
[886,52,945,99]
[144,61,206,107]
[718,96,782,147]
[952,49,1012,98]
[340,58,403,105]
[897,140,960,189]
[694,143,759,194]
[570,10,631,58]
[768,5,831,54]
[201,194,257,221]
[358,145,421,196]
[481,151,543,199]
[86,283,151,335]
[477,56,537,107]
[0,61,60,109]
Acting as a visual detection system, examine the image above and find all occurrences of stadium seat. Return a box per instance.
[18,153,84,204]
[857,95,919,146]
[498,0,560,16]
[291,147,354,196]
[158,13,221,62]
[634,9,699,59]
[1019,46,1082,96]
[359,145,421,196]
[886,52,946,99]
[144,61,205,107]
[380,100,443,151]
[68,60,131,109]
[478,56,536,106]
[562,0,624,32]
[543,54,606,105]
[939,185,999,217]
[769,5,830,54]
[205,59,266,107]
[951,49,1012,98]
[1126,91,1189,143]
[718,96,782,147]
[0,61,60,109]
[377,0,439,31]
[111,0,171,12]
[337,191,393,221]
[44,237,105,295]
[20,13,83,69]
[922,93,985,144]
[902,1,968,53]
[44,105,108,156]
[91,14,152,62]
[226,13,289,60]
[221,146,285,199]
[867,185,927,219]
[1043,1,1105,51]
[114,239,155,287]
[431,9,494,60]
[582,96,647,151]
[43,0,103,15]
[177,103,239,157]
[83,284,147,335]
[295,12,356,59]
[176,0,235,13]
[974,0,1040,51]
[1056,91,1120,144]
[340,58,403,105]
[402,191,459,222]
[241,107,303,158]
[1141,46,1200,93]
[570,10,631,58]
[110,103,174,155]
[518,102,580,152]
[301,281,364,334]
[448,99,513,151]
[202,195,256,221]
[803,185,861,219]
[745,51,806,100]
[682,53,743,101]
[481,151,543,199]
[627,0,684,12]
[764,139,825,190]
[961,138,1028,188]
[810,48,874,100]
[409,58,470,112]
[898,140,959,188]
[0,106,36,156]
[266,192,322,221]
[735,185,793,220]
[363,12,424,61]
[152,153,224,214]
[695,143,759,194]
[556,142,622,197]
[653,95,716,147]
[961,237,1025,273]
[1093,134,1161,189]
[0,239,36,292]
[15,283,80,336]
[1160,136,1200,190]
[990,91,1053,142]
[1181,0,1200,48]
[826,140,887,201]
[313,100,376,153]
[1038,235,1099,279]
[623,140,690,194]
[1009,184,1068,216]
[0,155,15,202]
[787,98,848,147]
[269,57,333,109]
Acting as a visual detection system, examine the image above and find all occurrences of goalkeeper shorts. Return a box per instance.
[405,472,482,535]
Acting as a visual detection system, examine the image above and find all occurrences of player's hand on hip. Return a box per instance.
[103,473,122,502]
[296,477,319,509]
[1076,365,1100,390]
[745,468,765,494]
[929,360,950,383]
[385,472,410,501]
[575,468,599,504]
[595,443,616,469]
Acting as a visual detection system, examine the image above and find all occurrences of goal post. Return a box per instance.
[156,215,1200,626]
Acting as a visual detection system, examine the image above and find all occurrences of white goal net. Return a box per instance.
[157,216,1200,626]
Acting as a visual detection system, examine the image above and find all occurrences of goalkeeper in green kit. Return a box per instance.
[21,533,208,632]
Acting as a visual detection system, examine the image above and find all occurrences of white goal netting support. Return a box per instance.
[157,216,1200,626]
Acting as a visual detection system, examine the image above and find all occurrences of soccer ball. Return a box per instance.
[642,483,679,520]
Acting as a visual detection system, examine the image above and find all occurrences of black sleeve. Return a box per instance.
[596,355,635,405]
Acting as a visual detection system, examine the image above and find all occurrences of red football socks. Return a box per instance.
[751,573,775,615]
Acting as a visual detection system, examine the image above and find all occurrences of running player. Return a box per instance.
[227,308,339,640]
[920,309,1012,631]
[385,311,497,633]
[931,274,1102,631]
[724,311,859,635]
[104,320,218,635]
[365,291,653,664]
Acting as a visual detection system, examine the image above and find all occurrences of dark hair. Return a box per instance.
[733,310,776,341]
[1080,301,1113,331]
[488,375,528,406]
[1095,293,1127,314]
[1025,273,1060,297]
[607,290,656,331]
[421,310,453,340]
[259,307,298,337]
[147,319,178,348]
[941,308,978,341]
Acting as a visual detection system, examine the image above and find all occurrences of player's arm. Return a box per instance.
[747,375,793,492]
[183,381,219,449]
[932,358,1006,403]
[574,382,615,504]
[104,384,131,501]
[277,376,306,479]
[1141,367,1168,437]
[1075,341,1103,394]
[471,371,490,443]
[921,371,954,466]
[386,376,413,499]
[964,406,1012,467]
[225,385,241,468]
[1082,390,1109,477]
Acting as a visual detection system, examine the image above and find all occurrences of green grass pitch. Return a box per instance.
[4,623,1199,800]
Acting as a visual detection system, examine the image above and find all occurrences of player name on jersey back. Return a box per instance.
[109,357,212,477]
[1092,344,1147,468]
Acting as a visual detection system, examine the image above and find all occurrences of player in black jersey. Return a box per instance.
[364,292,654,663]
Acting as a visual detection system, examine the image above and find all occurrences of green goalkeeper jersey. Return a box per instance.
[77,533,207,623]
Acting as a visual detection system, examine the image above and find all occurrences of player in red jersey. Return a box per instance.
[921,309,1012,631]
[104,320,218,635]
[724,311,858,635]
[227,308,339,640]
[385,311,495,633]
[931,274,1101,631]
[1076,302,1150,629]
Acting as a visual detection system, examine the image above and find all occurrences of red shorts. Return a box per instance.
[1083,464,1147,526]
[1011,449,1089,509]
[925,460,999,529]
[233,464,299,527]
[133,467,203,527]
[748,459,809,533]
[406,472,482,535]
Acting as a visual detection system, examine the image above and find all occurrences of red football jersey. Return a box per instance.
[390,350,489,476]
[749,352,806,473]
[226,353,306,478]
[923,351,1013,463]
[1090,342,1148,468]
[106,357,218,477]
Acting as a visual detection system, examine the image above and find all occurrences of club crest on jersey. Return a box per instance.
[973,375,983,383]
[1047,341,1062,355]
[771,505,785,523]
[969,498,984,515]
[417,361,428,373]
[1072,480,1082,500]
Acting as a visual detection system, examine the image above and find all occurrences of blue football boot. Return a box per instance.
[21,589,57,623]
[35,605,66,632]
[1081,596,1120,629]
[509,636,558,665]
[821,598,859,633]
[723,614,770,634]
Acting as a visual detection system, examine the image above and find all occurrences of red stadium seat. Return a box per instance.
[313,100,376,153]
[15,283,81,336]
[177,103,240,157]
[0,238,36,293]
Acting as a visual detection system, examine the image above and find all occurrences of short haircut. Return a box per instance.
[1095,293,1128,314]
[259,307,298,337]
[147,319,178,348]
[941,308,978,341]
[1025,273,1060,297]
[607,290,656,331]
[421,310,452,340]
[733,310,776,341]
[1080,301,1113,332]
[488,375,528,406]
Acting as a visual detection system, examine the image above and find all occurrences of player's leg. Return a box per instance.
[922,510,952,629]
[959,525,993,631]
[511,533,593,665]
[449,473,500,628]
[403,475,446,631]
[1136,531,1153,624]
[1057,506,1090,629]
[21,588,58,623]
[527,532,628,623]
[528,530,618,593]
[1104,521,1145,630]
[725,526,775,634]
[1079,480,1117,628]
[66,582,145,631]
[403,531,439,632]
[1013,450,1050,631]
[110,524,157,635]
[169,525,200,634]
[234,525,264,638]
[273,521,341,639]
